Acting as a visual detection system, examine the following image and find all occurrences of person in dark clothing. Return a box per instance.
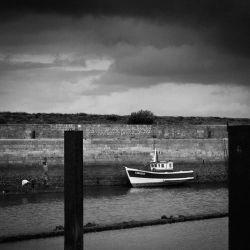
[42,157,49,186]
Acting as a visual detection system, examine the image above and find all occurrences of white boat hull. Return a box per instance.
[125,167,194,187]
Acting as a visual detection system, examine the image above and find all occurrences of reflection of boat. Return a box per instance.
[124,149,194,187]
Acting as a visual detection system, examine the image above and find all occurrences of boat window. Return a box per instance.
[161,164,164,168]
[167,162,173,169]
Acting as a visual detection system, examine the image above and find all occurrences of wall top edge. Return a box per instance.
[0,124,228,127]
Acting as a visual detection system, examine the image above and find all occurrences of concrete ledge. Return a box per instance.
[0,212,228,243]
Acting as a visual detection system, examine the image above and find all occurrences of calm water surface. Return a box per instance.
[84,217,228,250]
[0,218,228,250]
[0,183,228,237]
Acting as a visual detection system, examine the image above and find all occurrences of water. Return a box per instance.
[0,183,228,237]
[84,218,228,250]
[0,218,228,250]
[84,184,228,225]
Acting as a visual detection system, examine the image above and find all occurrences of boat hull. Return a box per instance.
[125,167,194,187]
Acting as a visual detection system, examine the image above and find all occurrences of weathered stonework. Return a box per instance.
[0,124,228,190]
[0,124,227,139]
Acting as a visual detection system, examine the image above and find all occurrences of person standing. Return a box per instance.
[42,157,49,186]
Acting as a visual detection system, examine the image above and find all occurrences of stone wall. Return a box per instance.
[0,124,228,190]
[0,124,227,139]
[0,138,227,165]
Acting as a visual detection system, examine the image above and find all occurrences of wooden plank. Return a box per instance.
[228,125,250,250]
[64,131,83,250]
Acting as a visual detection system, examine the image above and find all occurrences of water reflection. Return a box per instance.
[0,183,228,237]
[84,186,130,198]
[0,193,64,207]
[83,183,228,226]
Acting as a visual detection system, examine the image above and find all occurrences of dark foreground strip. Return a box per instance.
[0,212,228,243]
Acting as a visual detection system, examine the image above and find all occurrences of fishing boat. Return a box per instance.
[124,149,194,187]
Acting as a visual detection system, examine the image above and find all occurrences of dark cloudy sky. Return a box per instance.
[0,0,250,117]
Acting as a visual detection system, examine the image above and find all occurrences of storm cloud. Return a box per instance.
[1,0,249,54]
[0,0,249,116]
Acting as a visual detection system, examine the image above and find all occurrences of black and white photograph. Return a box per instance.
[0,1,250,249]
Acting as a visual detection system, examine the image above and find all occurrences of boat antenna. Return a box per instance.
[153,138,156,150]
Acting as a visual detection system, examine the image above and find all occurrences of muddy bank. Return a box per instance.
[0,160,228,193]
[0,179,228,195]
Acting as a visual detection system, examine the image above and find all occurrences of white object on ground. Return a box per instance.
[22,180,30,186]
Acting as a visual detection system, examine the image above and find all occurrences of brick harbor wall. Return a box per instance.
[0,124,228,190]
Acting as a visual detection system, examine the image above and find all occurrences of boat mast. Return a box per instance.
[153,148,159,162]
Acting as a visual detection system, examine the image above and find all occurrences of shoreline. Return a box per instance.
[0,181,228,196]
[0,212,228,243]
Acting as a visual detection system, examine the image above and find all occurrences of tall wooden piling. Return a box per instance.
[64,131,83,250]
[228,125,250,250]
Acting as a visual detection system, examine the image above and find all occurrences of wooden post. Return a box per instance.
[228,125,250,250]
[64,131,83,250]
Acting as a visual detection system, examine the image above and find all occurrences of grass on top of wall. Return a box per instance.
[0,112,250,125]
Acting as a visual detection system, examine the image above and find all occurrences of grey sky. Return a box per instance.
[0,1,249,117]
